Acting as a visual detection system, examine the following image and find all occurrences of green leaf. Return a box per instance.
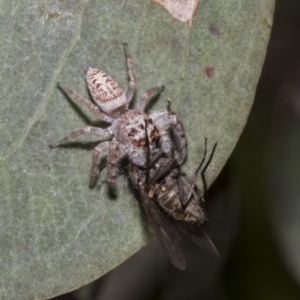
[0,0,274,299]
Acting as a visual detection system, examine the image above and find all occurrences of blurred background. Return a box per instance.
[53,1,300,299]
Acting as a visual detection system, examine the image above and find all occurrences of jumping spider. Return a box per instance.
[50,44,187,190]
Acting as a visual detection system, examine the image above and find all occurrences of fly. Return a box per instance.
[127,121,219,270]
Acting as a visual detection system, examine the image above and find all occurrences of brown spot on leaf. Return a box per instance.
[209,24,219,36]
[205,67,215,78]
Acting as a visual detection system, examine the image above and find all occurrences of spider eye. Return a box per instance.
[148,118,153,124]
[138,124,145,130]
[128,129,137,137]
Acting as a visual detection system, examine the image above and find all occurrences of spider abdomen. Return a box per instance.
[86,67,127,116]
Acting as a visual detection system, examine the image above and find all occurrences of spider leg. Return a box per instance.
[165,99,187,165]
[107,140,124,192]
[158,134,173,156]
[57,83,113,123]
[149,109,187,164]
[150,110,172,153]
[89,141,110,188]
[49,126,112,148]
[135,86,165,111]
[123,43,136,105]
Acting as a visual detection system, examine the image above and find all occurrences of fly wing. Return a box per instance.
[138,187,186,270]
[179,222,220,261]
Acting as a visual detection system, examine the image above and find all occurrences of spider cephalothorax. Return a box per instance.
[50,43,187,190]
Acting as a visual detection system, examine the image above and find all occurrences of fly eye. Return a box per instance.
[128,129,137,137]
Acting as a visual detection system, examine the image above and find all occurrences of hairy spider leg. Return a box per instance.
[89,141,110,188]
[107,140,123,192]
[135,86,165,111]
[49,127,112,148]
[123,43,136,104]
[57,82,113,123]
[150,109,187,165]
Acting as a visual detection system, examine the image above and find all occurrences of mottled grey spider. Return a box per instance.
[50,44,187,190]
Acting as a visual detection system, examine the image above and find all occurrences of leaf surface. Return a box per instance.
[0,0,274,298]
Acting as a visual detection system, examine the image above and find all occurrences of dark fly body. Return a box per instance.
[126,141,219,270]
